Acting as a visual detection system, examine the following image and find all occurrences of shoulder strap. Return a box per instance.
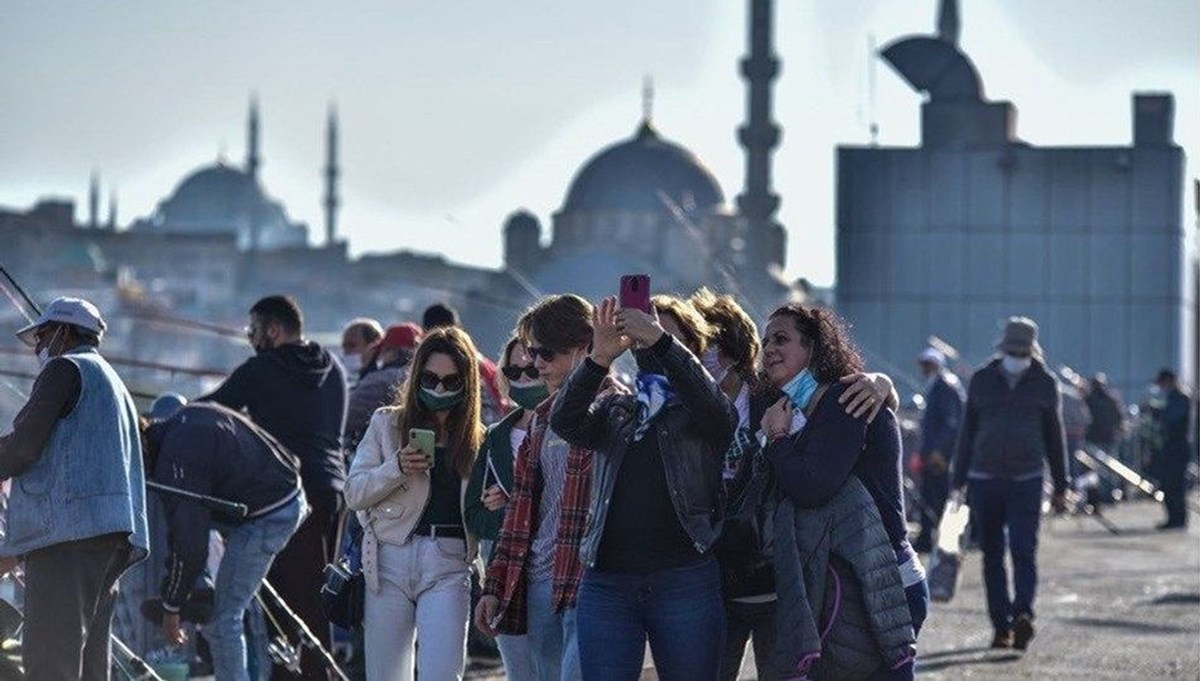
[804,384,831,419]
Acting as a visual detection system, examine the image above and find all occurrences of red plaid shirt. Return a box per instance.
[482,393,597,634]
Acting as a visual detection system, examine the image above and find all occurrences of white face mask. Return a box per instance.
[1002,354,1032,374]
[700,348,729,385]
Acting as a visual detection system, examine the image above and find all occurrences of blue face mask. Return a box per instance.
[781,368,818,410]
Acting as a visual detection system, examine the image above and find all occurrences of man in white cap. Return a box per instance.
[0,296,149,679]
[951,316,1067,651]
[913,347,964,553]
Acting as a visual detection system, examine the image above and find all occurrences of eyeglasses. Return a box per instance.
[1007,350,1032,359]
[244,325,260,339]
[525,345,558,362]
[502,364,540,381]
[419,370,464,392]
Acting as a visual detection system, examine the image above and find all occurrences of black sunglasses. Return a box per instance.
[418,370,464,392]
[502,364,540,381]
[525,345,558,362]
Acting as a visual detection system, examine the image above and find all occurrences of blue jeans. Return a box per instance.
[969,477,1042,632]
[210,493,307,681]
[577,557,725,681]
[527,579,581,680]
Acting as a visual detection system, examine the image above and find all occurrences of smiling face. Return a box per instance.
[527,331,584,394]
[762,315,813,389]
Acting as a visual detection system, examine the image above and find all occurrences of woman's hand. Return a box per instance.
[838,372,896,423]
[615,306,664,348]
[761,397,794,442]
[399,443,431,476]
[590,296,632,367]
[475,595,501,637]
[481,485,508,512]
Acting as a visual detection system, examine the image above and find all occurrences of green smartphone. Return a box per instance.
[409,428,436,470]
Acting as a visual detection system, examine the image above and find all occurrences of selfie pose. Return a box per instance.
[344,327,484,680]
[551,294,736,680]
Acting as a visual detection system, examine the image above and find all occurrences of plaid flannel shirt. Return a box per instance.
[482,393,597,634]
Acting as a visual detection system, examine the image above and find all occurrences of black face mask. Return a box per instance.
[634,348,666,376]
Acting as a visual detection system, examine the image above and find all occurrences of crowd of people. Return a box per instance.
[0,286,1192,681]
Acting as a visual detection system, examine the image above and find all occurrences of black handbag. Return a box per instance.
[321,519,365,629]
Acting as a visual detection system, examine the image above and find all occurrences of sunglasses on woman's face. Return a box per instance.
[502,364,540,381]
[418,370,464,392]
[525,345,558,362]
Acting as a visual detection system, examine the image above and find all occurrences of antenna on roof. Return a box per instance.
[642,74,655,124]
[868,32,879,145]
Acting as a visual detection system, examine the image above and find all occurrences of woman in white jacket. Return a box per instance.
[345,327,485,680]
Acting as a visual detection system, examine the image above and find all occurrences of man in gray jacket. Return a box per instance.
[952,317,1067,651]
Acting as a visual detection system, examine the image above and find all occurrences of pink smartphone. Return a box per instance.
[619,274,651,313]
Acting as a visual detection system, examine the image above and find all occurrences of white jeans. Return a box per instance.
[364,536,472,680]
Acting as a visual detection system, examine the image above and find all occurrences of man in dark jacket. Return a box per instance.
[913,348,965,553]
[952,317,1067,651]
[1149,369,1192,530]
[144,402,306,679]
[343,322,421,449]
[200,294,346,679]
[1084,374,1126,455]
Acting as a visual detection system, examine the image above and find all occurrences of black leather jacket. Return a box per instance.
[550,333,737,569]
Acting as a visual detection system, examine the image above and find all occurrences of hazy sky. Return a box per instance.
[2,0,1196,286]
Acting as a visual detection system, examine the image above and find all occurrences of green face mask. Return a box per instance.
[508,383,550,410]
[418,387,464,412]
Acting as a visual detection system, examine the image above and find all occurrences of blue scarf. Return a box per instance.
[781,368,819,411]
[633,373,675,441]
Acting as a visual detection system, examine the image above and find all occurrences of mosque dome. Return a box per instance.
[562,121,725,215]
[154,162,270,230]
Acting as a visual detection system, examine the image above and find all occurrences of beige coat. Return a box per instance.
[344,406,478,591]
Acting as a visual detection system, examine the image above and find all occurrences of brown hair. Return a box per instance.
[518,294,593,351]
[768,304,864,384]
[689,287,760,380]
[393,327,484,478]
[651,294,715,355]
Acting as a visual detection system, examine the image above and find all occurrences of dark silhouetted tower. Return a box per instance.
[938,0,960,46]
[324,103,339,247]
[88,171,100,229]
[247,95,261,181]
[737,0,785,273]
[107,189,117,230]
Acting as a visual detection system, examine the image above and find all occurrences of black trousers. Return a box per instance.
[718,599,777,681]
[267,489,342,680]
[22,534,129,681]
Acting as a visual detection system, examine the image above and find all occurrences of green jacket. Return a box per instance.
[465,408,527,555]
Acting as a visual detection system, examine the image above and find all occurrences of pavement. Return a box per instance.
[469,496,1200,679]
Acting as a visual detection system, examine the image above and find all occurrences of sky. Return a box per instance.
[1,0,1196,287]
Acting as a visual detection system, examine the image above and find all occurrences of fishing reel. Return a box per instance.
[267,636,302,674]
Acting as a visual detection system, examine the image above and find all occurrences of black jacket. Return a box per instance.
[550,333,737,568]
[1084,386,1125,449]
[952,358,1068,493]
[201,341,347,495]
[147,403,302,610]
[716,390,777,599]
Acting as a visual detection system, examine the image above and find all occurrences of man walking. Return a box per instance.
[0,297,149,679]
[143,402,307,680]
[913,347,965,553]
[201,295,346,679]
[1149,369,1191,530]
[952,317,1067,651]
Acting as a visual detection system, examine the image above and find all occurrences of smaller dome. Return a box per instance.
[562,121,725,215]
[504,209,540,234]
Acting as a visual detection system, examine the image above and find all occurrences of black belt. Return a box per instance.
[411,524,466,539]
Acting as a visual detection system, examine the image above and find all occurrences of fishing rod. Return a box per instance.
[257,579,349,681]
[0,268,39,322]
[0,347,226,379]
[121,310,244,340]
[145,481,248,520]
[0,367,159,401]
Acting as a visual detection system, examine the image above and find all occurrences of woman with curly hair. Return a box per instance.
[760,304,925,680]
[345,327,485,680]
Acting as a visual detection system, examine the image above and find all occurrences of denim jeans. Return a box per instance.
[718,599,776,681]
[969,477,1043,631]
[526,579,582,680]
[210,493,307,681]
[577,557,725,681]
[363,536,472,680]
[497,632,537,681]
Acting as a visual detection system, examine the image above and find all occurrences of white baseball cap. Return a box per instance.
[15,297,107,347]
[918,347,946,367]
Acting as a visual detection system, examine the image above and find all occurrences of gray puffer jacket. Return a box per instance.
[773,475,915,679]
